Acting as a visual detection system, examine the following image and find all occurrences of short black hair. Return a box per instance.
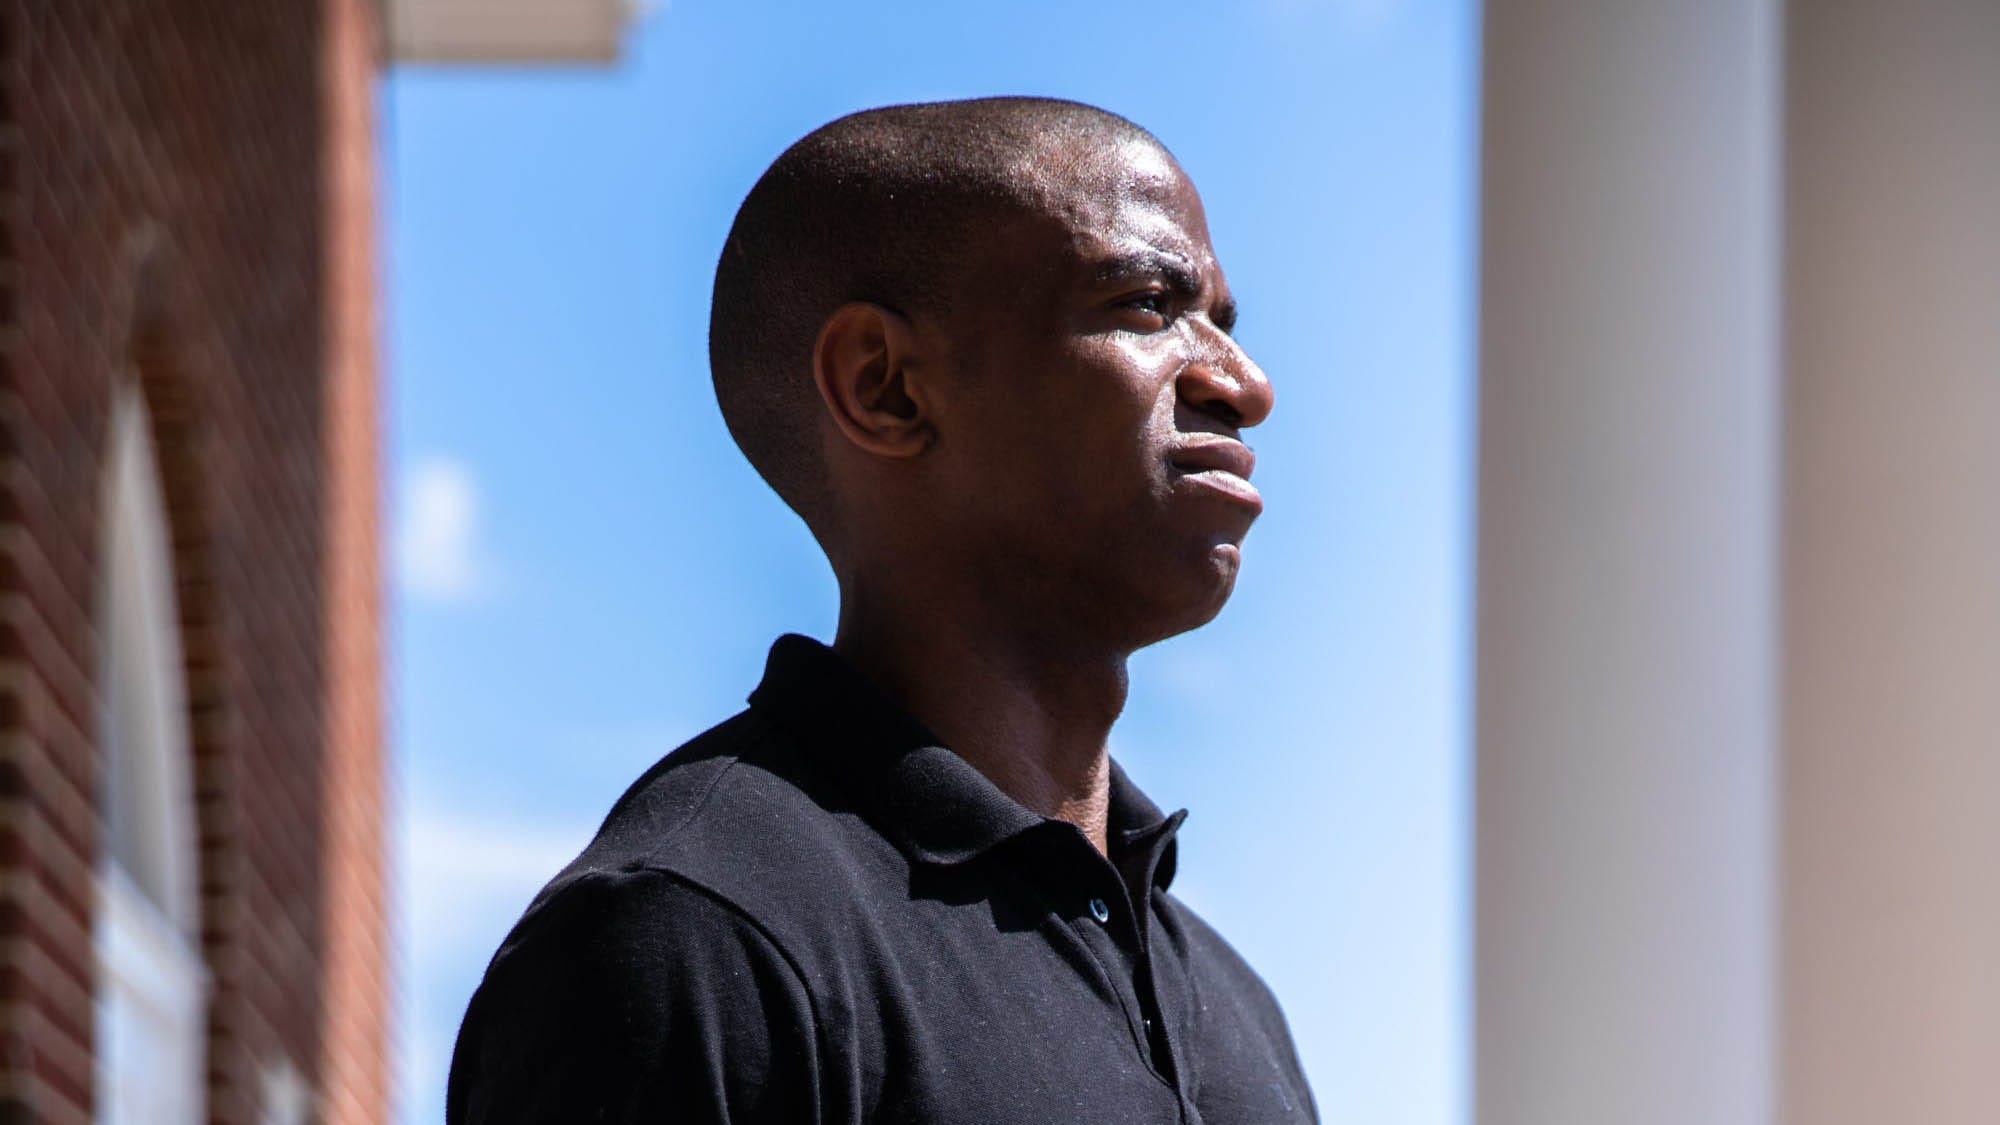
[708,97,1164,537]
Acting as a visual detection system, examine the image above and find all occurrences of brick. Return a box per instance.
[0,1,388,1121]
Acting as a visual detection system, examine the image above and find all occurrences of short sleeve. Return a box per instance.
[445,867,821,1123]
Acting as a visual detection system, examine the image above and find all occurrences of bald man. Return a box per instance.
[446,98,1316,1125]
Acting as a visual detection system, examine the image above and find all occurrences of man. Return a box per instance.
[446,97,1314,1123]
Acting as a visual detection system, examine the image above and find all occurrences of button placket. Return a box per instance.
[1029,837,1176,1086]
[1079,883,1187,1089]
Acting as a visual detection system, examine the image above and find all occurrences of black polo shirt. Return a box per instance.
[446,634,1317,1123]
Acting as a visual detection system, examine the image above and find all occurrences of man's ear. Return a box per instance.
[810,301,935,459]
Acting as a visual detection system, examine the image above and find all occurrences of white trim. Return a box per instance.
[258,1056,312,1125]
[95,865,208,1021]
[389,0,634,62]
[97,391,200,936]
[94,865,209,1125]
[93,385,206,1125]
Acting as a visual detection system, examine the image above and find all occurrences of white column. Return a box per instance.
[1781,2,2000,1122]
[1479,1,2000,1123]
[1475,2,1781,1123]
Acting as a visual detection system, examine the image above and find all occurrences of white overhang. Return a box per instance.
[389,0,636,63]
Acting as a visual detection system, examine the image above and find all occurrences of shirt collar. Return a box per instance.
[746,633,1184,888]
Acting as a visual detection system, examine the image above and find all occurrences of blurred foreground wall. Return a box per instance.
[1,2,387,1123]
[1477,1,2000,1123]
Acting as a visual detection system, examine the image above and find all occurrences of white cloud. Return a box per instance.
[390,717,702,1122]
[396,456,494,604]
[400,806,592,961]
[395,802,597,1124]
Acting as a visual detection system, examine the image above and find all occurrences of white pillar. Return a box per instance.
[1781,2,2000,1122]
[1474,2,1781,1123]
[1478,1,2000,1123]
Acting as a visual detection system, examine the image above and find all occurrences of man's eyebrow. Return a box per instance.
[1092,248,1202,296]
[1091,247,1237,334]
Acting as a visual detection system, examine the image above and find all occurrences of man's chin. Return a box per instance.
[1130,546,1243,649]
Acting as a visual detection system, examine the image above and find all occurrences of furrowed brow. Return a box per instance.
[1094,249,1202,298]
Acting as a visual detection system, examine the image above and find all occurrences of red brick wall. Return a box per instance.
[0,2,388,1122]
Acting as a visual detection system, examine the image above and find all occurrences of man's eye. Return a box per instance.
[1120,292,1171,320]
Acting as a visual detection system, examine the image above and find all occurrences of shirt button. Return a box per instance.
[1088,897,1111,923]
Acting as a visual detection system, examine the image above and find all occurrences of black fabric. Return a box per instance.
[446,635,1318,1124]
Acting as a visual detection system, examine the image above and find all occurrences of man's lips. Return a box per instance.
[1168,437,1256,481]
[1167,438,1262,513]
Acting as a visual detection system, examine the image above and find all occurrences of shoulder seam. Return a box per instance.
[648,707,795,857]
[500,729,748,964]
[624,865,833,1115]
[472,865,834,1120]
[650,739,742,853]
[598,710,762,847]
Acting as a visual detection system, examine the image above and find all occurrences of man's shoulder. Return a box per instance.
[514,707,901,960]
[446,860,820,1123]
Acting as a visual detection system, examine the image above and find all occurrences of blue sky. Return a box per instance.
[385,2,1476,1121]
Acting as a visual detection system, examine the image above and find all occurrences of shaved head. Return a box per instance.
[708,97,1169,537]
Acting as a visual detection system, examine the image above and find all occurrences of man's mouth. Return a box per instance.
[1168,437,1256,480]
[1167,438,1262,512]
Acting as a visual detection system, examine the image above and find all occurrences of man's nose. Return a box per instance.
[1175,326,1274,431]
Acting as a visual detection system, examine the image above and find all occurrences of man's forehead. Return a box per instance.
[1018,134,1191,216]
[1012,137,1218,274]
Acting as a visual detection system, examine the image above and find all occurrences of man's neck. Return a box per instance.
[833,586,1129,856]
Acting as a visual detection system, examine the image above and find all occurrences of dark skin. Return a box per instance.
[809,134,1274,855]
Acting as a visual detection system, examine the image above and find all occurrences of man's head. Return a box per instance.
[711,97,1272,653]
